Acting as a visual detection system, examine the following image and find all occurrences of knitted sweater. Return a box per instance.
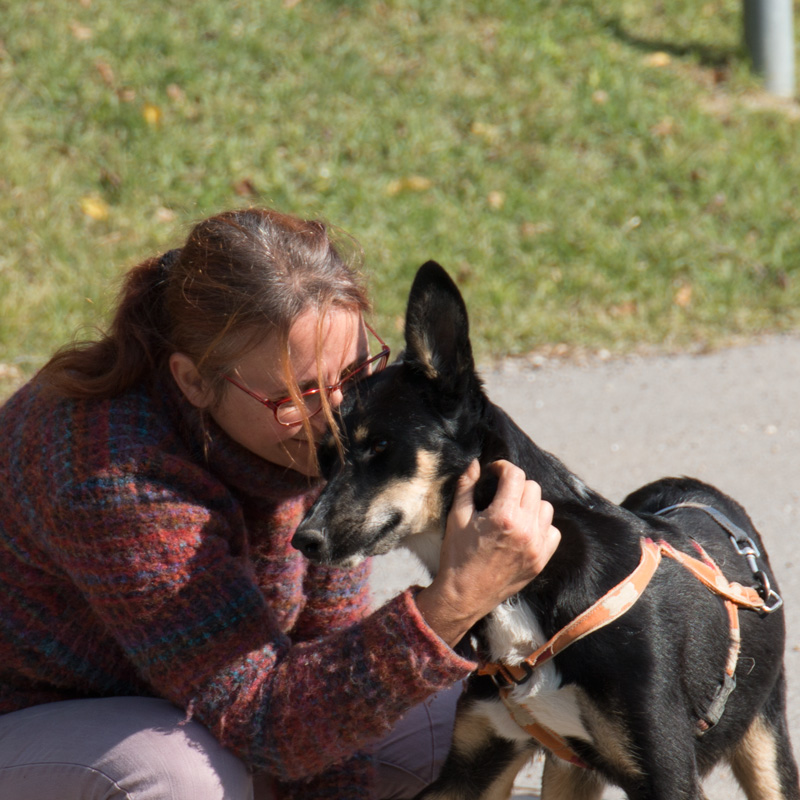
[0,376,475,798]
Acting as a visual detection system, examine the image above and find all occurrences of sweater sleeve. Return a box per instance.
[292,560,373,641]
[48,468,475,782]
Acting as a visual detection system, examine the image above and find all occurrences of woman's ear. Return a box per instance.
[169,352,215,408]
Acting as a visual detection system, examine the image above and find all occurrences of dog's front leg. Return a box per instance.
[541,754,606,800]
[415,696,536,800]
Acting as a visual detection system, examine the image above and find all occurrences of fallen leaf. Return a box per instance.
[610,301,637,318]
[155,207,176,223]
[69,21,93,40]
[674,285,693,308]
[470,121,502,144]
[0,363,23,381]
[520,221,553,238]
[143,103,162,126]
[166,83,185,102]
[405,175,432,191]
[487,190,505,210]
[621,215,641,233]
[80,195,110,221]
[650,116,676,137]
[95,60,115,87]
[386,176,432,196]
[644,52,671,68]
[99,231,124,245]
[233,178,257,197]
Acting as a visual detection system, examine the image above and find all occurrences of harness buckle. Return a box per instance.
[755,571,784,614]
[488,662,534,689]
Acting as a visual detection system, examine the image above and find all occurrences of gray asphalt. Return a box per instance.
[369,333,800,798]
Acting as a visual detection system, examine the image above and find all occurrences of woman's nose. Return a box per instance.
[310,387,344,433]
[329,386,345,409]
[308,389,343,433]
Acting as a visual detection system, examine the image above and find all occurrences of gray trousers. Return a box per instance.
[0,688,460,799]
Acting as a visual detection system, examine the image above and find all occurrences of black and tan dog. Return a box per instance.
[293,261,799,800]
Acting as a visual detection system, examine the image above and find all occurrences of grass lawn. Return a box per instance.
[1,0,799,397]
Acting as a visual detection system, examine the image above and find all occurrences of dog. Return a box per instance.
[293,261,799,799]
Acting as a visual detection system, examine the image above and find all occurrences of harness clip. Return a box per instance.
[755,571,784,614]
[730,534,761,561]
[489,662,534,689]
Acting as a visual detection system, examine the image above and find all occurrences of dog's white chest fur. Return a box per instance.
[403,537,592,744]
[482,599,591,743]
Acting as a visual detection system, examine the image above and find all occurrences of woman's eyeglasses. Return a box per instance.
[224,323,390,427]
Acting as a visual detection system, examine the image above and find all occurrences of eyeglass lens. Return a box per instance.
[274,350,389,425]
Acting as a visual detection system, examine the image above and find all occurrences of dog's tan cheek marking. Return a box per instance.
[576,689,643,779]
[729,714,783,800]
[363,449,445,533]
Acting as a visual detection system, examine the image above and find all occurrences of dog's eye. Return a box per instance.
[371,439,388,455]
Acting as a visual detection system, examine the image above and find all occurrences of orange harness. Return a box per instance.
[477,504,780,769]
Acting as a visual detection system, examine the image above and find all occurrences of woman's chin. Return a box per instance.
[264,440,319,477]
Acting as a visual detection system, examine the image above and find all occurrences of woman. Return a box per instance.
[0,208,560,799]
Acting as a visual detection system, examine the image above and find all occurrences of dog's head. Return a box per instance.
[292,261,490,570]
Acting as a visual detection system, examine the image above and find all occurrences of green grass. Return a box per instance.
[2,0,799,397]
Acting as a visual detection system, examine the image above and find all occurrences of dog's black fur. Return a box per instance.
[294,261,799,800]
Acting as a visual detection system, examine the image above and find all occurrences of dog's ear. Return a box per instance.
[404,261,476,397]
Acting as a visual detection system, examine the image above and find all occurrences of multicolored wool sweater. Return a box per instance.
[0,376,476,799]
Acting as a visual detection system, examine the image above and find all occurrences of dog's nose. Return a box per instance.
[291,527,328,561]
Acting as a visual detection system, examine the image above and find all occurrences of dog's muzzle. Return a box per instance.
[291,525,329,562]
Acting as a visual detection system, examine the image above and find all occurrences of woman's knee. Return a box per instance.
[0,697,253,800]
[373,685,461,800]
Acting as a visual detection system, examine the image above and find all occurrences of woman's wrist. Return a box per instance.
[414,583,482,649]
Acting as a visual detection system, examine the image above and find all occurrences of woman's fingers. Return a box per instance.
[425,459,561,646]
[448,459,481,528]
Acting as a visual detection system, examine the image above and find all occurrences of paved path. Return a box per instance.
[370,334,800,798]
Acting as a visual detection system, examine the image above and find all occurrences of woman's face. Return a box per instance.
[210,308,367,476]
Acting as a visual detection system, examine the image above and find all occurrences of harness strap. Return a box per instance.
[655,502,784,613]
[656,539,764,610]
[478,538,662,686]
[497,691,591,769]
[479,510,773,767]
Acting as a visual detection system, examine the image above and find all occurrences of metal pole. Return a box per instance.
[743,0,796,98]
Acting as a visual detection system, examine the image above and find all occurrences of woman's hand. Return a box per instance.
[415,459,561,648]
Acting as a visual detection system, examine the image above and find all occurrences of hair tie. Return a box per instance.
[158,248,182,276]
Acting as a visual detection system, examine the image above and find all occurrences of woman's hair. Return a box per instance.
[39,208,371,419]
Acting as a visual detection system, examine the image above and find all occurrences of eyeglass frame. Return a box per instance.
[223,322,390,426]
